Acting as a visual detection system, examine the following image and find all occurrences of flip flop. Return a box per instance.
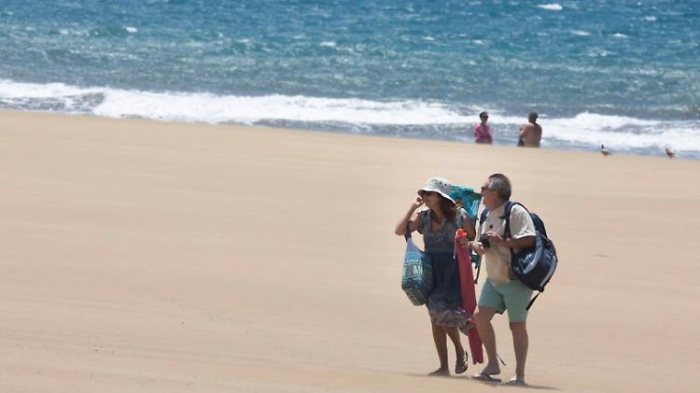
[472,373,502,383]
[506,378,527,386]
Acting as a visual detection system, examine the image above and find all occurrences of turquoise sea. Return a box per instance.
[1,0,698,158]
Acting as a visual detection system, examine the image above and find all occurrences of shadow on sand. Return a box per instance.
[406,373,559,390]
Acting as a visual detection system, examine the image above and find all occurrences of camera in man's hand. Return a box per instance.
[479,233,491,249]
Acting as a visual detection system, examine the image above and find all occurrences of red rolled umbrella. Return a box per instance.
[455,229,484,364]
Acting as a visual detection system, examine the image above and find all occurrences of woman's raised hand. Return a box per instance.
[411,196,424,210]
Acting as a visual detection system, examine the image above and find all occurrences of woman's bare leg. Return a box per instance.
[430,322,449,375]
[444,326,467,373]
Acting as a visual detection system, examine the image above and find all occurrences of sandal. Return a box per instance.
[455,351,469,374]
[506,377,527,386]
[472,373,502,383]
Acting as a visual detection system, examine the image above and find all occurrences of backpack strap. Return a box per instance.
[526,293,540,310]
[502,202,513,239]
[473,256,482,284]
[502,201,530,240]
[472,208,490,284]
[479,208,489,226]
[478,208,489,237]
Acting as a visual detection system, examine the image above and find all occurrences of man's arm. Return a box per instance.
[503,235,535,249]
[484,233,535,249]
[519,124,531,139]
[485,205,536,248]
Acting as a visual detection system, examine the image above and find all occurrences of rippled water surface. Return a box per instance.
[1,0,698,157]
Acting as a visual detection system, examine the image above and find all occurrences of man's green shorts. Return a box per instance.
[478,279,533,323]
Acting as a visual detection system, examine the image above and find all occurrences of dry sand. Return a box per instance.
[1,110,698,392]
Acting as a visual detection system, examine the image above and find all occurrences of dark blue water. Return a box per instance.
[1,0,698,157]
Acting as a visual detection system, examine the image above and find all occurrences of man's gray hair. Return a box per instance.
[488,173,512,201]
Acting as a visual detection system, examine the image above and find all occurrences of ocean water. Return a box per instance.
[0,0,698,158]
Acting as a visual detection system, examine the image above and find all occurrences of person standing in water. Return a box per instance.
[474,111,493,144]
[518,112,542,148]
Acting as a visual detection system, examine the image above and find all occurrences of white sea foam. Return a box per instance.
[542,113,700,152]
[571,30,590,36]
[320,41,337,47]
[1,80,699,155]
[485,112,700,153]
[124,26,138,33]
[537,3,563,11]
[0,80,99,98]
[613,33,628,38]
[0,80,468,125]
[644,16,657,22]
[92,91,466,125]
[57,28,89,36]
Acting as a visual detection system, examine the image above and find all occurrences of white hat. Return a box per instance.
[417,177,455,204]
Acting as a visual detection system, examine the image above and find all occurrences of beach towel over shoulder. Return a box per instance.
[449,185,483,268]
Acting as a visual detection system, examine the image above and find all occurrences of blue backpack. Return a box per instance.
[480,202,558,310]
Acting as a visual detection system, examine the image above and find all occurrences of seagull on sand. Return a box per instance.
[665,148,676,159]
[600,144,612,157]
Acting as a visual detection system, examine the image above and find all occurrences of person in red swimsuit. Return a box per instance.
[474,111,493,144]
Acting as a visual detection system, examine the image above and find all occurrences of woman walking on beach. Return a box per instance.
[394,177,477,376]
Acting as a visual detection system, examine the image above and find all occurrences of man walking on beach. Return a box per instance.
[518,112,542,147]
[469,174,536,386]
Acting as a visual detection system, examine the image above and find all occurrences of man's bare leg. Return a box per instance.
[510,321,528,383]
[474,307,500,375]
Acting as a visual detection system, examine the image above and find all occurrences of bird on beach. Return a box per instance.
[665,148,676,159]
[600,144,612,157]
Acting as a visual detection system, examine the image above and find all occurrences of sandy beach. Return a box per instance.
[1,110,698,393]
